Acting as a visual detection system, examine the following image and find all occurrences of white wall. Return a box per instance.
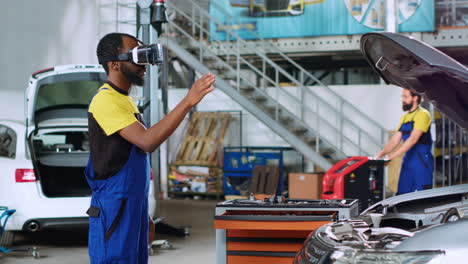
[329,85,403,131]
[167,84,403,157]
[0,0,137,121]
[0,0,101,120]
[167,89,289,151]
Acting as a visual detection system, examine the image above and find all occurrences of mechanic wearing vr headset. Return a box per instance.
[85,32,215,263]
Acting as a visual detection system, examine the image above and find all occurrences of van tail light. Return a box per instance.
[150,169,154,181]
[15,169,36,183]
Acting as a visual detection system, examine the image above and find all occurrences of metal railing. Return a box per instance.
[435,0,468,28]
[433,109,468,187]
[165,0,388,157]
[208,0,389,145]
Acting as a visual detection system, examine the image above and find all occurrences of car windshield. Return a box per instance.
[34,80,102,112]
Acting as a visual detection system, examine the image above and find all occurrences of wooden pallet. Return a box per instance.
[175,112,232,166]
[249,165,280,195]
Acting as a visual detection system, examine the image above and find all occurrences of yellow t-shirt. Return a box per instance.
[88,82,145,180]
[397,106,432,133]
[88,83,139,135]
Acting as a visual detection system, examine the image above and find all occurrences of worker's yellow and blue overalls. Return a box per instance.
[397,107,434,194]
[85,82,150,263]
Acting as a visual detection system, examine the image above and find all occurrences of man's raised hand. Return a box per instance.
[183,73,216,107]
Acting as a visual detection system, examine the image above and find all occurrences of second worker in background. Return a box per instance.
[376,88,434,195]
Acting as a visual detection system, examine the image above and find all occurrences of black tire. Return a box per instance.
[0,230,15,247]
[441,208,461,223]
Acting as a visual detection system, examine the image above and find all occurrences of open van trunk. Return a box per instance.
[26,69,107,198]
[32,130,91,197]
[37,162,90,197]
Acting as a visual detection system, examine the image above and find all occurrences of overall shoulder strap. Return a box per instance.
[410,108,422,122]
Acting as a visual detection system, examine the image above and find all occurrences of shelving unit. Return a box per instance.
[168,164,224,200]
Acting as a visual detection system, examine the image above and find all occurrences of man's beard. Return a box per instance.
[121,63,145,86]
[402,102,414,112]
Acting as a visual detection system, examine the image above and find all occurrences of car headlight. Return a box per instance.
[331,248,445,264]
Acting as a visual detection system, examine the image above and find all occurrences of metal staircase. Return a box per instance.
[163,0,388,170]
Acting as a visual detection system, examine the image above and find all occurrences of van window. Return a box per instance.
[0,125,17,159]
[34,80,103,112]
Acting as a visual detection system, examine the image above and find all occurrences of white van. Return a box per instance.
[0,65,155,246]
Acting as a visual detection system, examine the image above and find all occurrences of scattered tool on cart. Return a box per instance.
[0,206,40,259]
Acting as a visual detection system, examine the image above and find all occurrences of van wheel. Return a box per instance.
[441,208,461,223]
[0,231,15,247]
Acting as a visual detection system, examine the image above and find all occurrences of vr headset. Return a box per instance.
[99,43,164,66]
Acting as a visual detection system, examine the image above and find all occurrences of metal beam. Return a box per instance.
[208,28,468,55]
[137,3,160,218]
[306,70,331,86]
[385,0,398,33]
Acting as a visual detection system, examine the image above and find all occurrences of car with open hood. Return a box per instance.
[294,184,468,264]
[330,219,468,264]
[0,65,156,246]
[294,32,468,264]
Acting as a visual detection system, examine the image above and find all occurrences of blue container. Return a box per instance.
[223,147,289,195]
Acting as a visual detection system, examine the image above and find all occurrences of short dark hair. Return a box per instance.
[96,33,138,74]
[404,88,422,104]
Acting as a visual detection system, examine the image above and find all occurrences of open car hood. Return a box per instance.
[360,32,468,129]
[362,183,468,215]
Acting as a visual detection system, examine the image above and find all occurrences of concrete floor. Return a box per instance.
[0,199,218,264]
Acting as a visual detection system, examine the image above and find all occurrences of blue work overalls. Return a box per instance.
[398,110,434,194]
[85,89,150,264]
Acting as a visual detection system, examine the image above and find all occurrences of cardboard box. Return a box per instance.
[289,173,324,199]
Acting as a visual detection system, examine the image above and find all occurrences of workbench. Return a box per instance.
[214,198,359,264]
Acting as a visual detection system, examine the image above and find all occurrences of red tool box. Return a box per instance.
[321,156,386,211]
